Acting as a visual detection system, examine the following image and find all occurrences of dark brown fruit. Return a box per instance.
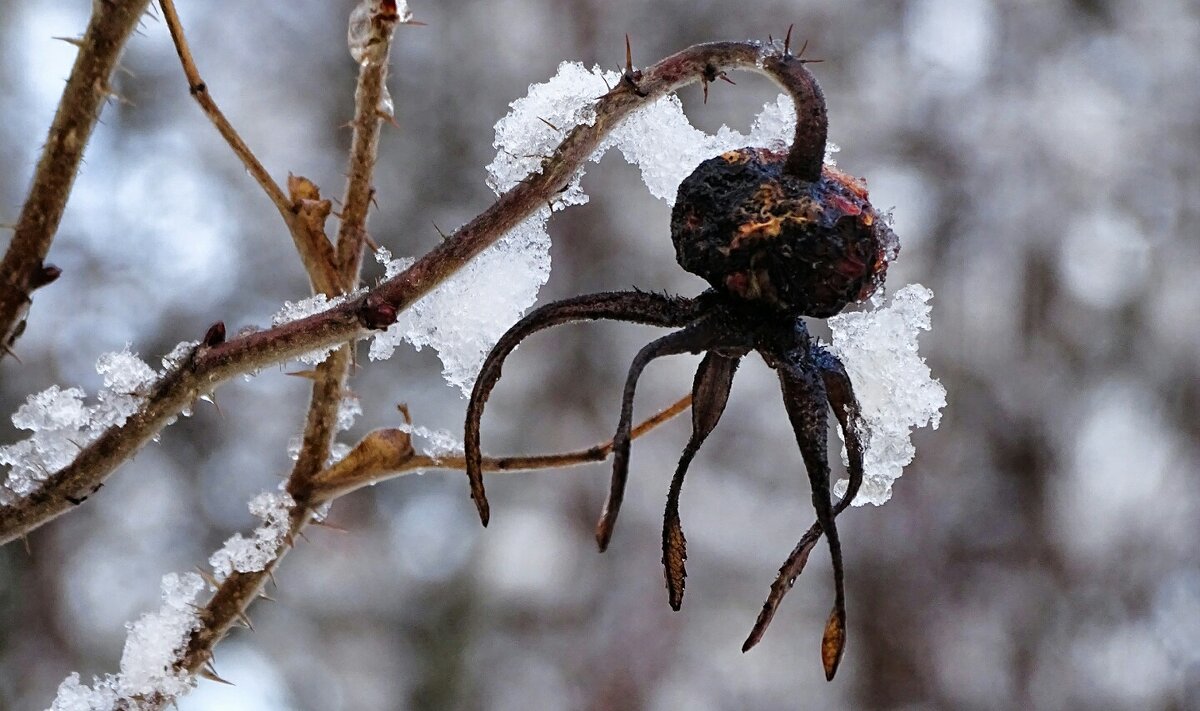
[670,148,897,318]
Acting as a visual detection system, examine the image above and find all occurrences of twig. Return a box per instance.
[129,350,354,709]
[0,40,817,546]
[0,0,152,358]
[336,0,401,289]
[310,394,693,501]
[158,0,340,295]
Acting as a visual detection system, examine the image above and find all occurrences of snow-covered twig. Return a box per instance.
[98,396,687,710]
[123,5,414,706]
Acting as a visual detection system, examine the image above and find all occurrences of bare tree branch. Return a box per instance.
[336,0,407,287]
[0,0,152,360]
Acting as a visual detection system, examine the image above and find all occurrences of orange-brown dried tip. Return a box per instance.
[821,606,847,681]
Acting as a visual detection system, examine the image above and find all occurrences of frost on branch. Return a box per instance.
[370,62,803,394]
[829,284,946,505]
[49,572,205,710]
[49,490,296,709]
[287,391,362,465]
[208,490,296,582]
[272,292,359,365]
[0,345,186,505]
[397,420,462,461]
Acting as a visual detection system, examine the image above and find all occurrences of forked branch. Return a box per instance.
[158,0,341,295]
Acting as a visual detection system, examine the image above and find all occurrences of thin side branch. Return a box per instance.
[0,39,808,546]
[158,0,340,295]
[0,0,152,358]
[336,0,401,288]
[311,394,693,502]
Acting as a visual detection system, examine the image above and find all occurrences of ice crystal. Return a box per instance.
[271,293,358,365]
[829,284,946,505]
[369,210,552,394]
[48,572,205,710]
[398,421,462,460]
[0,345,188,504]
[208,491,295,582]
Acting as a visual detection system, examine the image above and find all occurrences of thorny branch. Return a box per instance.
[0,39,820,548]
[130,397,691,708]
[1,12,861,704]
[136,3,418,701]
[0,0,152,360]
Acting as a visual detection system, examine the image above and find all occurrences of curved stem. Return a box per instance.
[761,55,827,181]
[464,291,697,525]
[742,348,864,659]
[597,317,725,550]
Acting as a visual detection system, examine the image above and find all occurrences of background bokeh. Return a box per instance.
[2,1,1198,709]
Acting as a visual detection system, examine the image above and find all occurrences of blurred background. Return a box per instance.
[1,0,1198,709]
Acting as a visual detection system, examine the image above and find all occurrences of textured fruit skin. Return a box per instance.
[670,148,897,317]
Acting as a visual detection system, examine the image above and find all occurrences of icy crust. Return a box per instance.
[48,573,205,710]
[372,61,807,395]
[828,284,946,505]
[271,292,361,365]
[287,392,362,465]
[208,490,296,582]
[0,345,194,505]
[49,487,297,709]
[398,421,462,460]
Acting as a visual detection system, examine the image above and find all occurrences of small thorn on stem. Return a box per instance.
[618,34,647,97]
[784,24,794,55]
[199,664,233,686]
[202,321,226,347]
[195,567,220,589]
[311,518,348,533]
[537,116,560,132]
